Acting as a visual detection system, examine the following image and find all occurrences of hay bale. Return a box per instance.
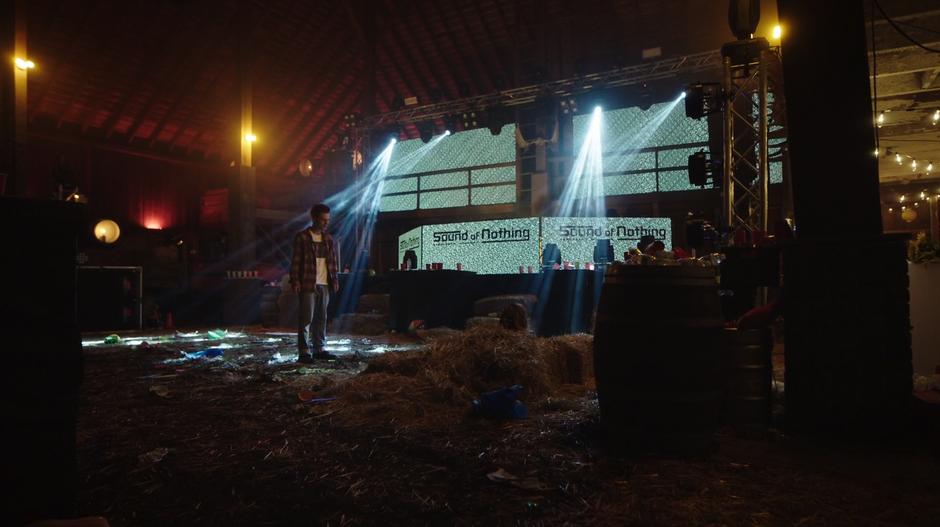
[332,326,590,418]
[423,325,556,398]
[356,294,391,315]
[464,316,500,330]
[549,334,594,388]
[499,303,528,331]
[472,294,537,317]
[362,349,430,376]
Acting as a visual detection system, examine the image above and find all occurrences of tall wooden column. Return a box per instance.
[1,0,28,196]
[778,0,911,436]
[224,0,259,325]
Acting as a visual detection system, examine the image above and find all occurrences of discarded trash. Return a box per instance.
[149,385,170,398]
[486,468,518,482]
[182,348,225,360]
[104,334,121,344]
[267,352,293,365]
[297,390,337,404]
[207,329,228,340]
[139,447,169,465]
[472,385,528,420]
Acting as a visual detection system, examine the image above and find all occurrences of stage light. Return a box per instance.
[684,82,721,119]
[418,121,435,143]
[594,105,602,114]
[772,25,783,40]
[560,98,579,115]
[14,57,35,70]
[245,133,257,143]
[444,130,451,136]
[461,111,478,129]
[94,219,120,244]
[487,105,511,136]
[298,159,313,177]
[389,137,397,146]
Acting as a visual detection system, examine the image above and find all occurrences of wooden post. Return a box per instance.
[778,0,912,437]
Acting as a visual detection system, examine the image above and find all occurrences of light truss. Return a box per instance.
[721,48,785,238]
[359,50,724,128]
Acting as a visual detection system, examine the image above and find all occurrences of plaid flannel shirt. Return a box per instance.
[289,228,338,292]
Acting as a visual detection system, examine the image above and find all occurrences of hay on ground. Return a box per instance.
[338,326,595,412]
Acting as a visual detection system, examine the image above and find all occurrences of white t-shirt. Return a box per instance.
[309,231,328,286]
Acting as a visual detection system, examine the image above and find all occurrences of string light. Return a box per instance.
[900,195,906,202]
[874,148,880,157]
[933,109,939,125]
[882,149,933,174]
[877,112,885,127]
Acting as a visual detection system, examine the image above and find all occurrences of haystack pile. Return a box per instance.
[324,326,593,418]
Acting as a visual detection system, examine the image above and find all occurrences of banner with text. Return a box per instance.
[540,216,672,264]
[421,217,540,274]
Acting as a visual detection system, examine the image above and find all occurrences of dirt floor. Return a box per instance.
[75,327,940,526]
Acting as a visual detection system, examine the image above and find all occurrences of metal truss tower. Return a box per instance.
[721,46,785,239]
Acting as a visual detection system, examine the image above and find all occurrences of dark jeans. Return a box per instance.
[298,285,329,355]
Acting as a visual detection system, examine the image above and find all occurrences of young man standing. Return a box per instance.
[290,203,340,363]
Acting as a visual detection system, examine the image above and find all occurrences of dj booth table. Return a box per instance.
[384,269,605,336]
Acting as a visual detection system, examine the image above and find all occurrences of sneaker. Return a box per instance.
[297,353,315,364]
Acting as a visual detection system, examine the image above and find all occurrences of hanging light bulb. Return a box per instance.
[896,153,903,165]
[877,112,885,127]
[900,195,906,202]
[874,148,880,157]
[912,159,918,171]
[920,191,926,200]
[928,162,934,174]
[933,109,940,125]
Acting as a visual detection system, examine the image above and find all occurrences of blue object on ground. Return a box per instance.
[183,348,225,360]
[472,385,528,420]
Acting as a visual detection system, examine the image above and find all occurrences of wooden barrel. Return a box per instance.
[593,264,723,453]
[722,328,773,427]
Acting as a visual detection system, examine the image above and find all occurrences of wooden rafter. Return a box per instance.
[28,1,101,121]
[270,57,364,175]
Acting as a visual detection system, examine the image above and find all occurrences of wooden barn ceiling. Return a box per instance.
[23,0,937,184]
[23,0,529,177]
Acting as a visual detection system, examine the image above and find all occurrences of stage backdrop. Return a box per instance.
[541,216,672,264]
[398,216,670,274]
